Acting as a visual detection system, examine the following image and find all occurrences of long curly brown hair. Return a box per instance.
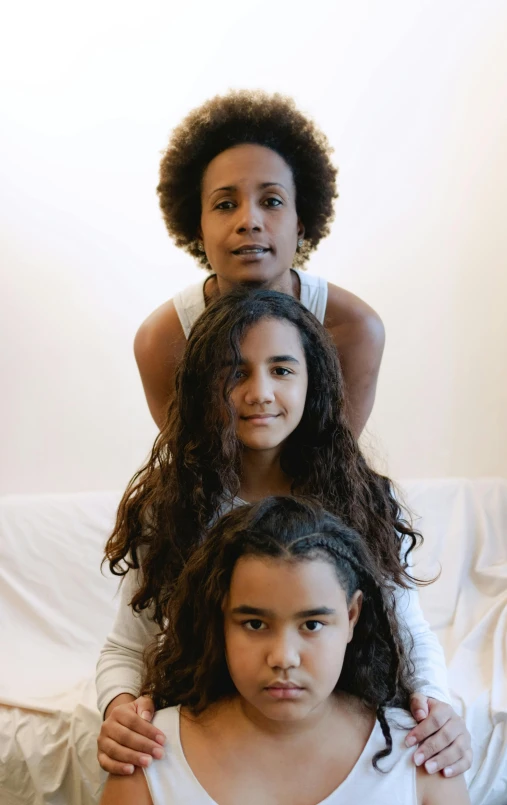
[157,89,338,268]
[142,496,415,769]
[105,288,422,628]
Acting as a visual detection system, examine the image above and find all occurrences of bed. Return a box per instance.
[0,479,506,804]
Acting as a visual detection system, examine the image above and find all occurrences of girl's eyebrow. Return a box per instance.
[224,354,300,367]
[231,605,336,618]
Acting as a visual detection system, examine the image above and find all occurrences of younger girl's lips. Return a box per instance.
[265,686,305,700]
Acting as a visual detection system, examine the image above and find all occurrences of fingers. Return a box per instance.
[409,693,429,722]
[115,708,166,746]
[135,695,156,722]
[406,703,452,746]
[413,719,463,765]
[98,735,159,769]
[97,751,135,776]
[439,749,473,778]
[100,720,165,758]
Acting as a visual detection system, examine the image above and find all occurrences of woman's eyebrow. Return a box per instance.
[208,181,288,199]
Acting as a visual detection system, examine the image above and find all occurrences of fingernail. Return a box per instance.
[141,710,152,721]
[123,765,134,775]
[444,767,453,777]
[414,752,425,766]
[415,709,427,720]
[140,755,152,767]
[425,760,438,774]
[152,747,164,760]
[155,734,166,745]
[406,736,417,747]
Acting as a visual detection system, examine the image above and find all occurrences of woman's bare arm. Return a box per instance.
[324,283,385,438]
[134,300,187,430]
[100,766,153,805]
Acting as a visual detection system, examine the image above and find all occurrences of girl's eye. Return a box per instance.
[302,621,324,633]
[234,369,247,380]
[264,197,282,207]
[272,367,291,376]
[244,619,266,631]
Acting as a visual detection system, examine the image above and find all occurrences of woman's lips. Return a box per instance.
[241,414,279,425]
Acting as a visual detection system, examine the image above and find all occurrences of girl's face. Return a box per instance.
[229,318,308,455]
[199,143,304,286]
[224,555,362,724]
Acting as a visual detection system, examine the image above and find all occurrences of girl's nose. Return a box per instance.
[267,634,301,671]
[244,373,275,405]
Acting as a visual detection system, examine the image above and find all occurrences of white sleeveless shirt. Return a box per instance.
[173,269,328,338]
[144,706,417,805]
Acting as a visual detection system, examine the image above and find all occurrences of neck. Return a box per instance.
[236,694,341,740]
[211,268,299,299]
[238,448,293,502]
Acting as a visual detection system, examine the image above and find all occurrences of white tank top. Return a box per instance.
[173,269,328,338]
[144,706,417,805]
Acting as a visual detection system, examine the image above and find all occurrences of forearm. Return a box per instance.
[96,569,159,718]
[395,583,451,703]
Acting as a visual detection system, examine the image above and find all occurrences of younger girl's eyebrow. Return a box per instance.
[231,605,336,618]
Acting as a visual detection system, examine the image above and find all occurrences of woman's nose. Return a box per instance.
[235,201,262,233]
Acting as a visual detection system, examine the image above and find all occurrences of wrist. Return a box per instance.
[104,692,135,720]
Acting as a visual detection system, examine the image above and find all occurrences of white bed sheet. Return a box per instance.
[0,480,505,805]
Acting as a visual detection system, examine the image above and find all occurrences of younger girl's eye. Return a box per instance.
[244,619,266,631]
[272,367,291,376]
[302,621,324,633]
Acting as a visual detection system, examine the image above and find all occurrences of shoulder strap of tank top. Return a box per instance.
[172,278,207,339]
[294,269,328,324]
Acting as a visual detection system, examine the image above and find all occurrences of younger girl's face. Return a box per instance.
[223,555,362,725]
[229,318,308,454]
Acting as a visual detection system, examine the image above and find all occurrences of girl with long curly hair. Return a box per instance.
[100,497,470,805]
[96,289,471,778]
[134,89,384,439]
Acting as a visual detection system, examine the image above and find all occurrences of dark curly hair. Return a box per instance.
[157,89,338,268]
[105,288,423,627]
[142,496,415,770]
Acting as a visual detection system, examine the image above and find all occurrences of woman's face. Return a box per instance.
[229,318,308,456]
[200,143,304,286]
[224,554,362,725]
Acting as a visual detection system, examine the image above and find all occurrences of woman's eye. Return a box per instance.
[302,621,324,632]
[244,619,266,631]
[264,197,282,207]
[215,200,235,210]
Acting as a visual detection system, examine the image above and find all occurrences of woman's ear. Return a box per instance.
[297,219,305,240]
[347,590,363,643]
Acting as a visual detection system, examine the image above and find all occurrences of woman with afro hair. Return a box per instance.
[134,90,385,438]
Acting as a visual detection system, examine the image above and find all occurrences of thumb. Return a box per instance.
[410,693,429,722]
[135,695,155,721]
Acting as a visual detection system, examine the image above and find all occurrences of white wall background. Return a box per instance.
[1,0,506,494]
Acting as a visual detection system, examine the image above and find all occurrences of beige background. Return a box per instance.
[1,0,506,494]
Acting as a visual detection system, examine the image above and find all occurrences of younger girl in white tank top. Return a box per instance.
[100,498,469,805]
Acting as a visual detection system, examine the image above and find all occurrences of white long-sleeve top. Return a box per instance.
[96,540,451,718]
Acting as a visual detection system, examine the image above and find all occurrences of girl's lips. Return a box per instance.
[241,414,279,424]
[265,686,304,700]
